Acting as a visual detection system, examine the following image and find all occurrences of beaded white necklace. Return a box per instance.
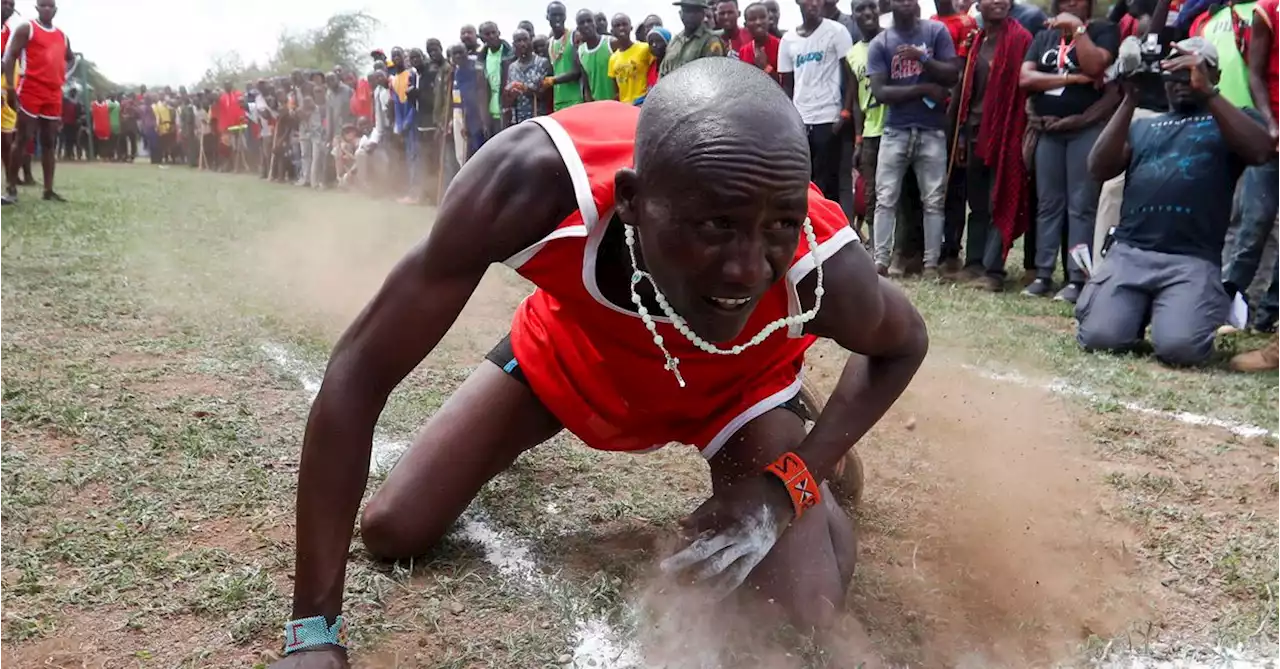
[623,217,825,388]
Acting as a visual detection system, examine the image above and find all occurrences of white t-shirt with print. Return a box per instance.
[778,19,855,125]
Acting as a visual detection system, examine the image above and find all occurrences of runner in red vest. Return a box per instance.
[2,0,72,204]
[270,58,928,669]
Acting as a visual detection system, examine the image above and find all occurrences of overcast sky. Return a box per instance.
[50,0,808,87]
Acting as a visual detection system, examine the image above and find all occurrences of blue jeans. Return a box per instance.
[1224,156,1279,329]
[873,127,948,268]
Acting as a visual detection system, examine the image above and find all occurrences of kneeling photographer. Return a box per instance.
[1093,0,1179,267]
[1077,38,1273,366]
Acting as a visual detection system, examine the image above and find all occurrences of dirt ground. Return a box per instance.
[2,166,1276,669]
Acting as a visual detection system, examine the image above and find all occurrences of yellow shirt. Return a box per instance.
[153,102,172,133]
[607,42,652,105]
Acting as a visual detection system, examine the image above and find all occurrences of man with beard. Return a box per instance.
[1079,38,1273,366]
[661,0,727,75]
[3,0,74,204]
[265,58,926,669]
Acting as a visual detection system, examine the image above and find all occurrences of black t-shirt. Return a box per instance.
[1024,21,1121,118]
[1113,108,1262,263]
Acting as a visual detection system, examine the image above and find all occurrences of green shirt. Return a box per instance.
[107,101,121,133]
[550,32,584,111]
[659,26,726,77]
[1198,2,1256,108]
[485,48,503,118]
[846,41,884,138]
[579,40,616,102]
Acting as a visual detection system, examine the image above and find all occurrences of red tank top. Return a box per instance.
[21,21,66,90]
[507,101,859,455]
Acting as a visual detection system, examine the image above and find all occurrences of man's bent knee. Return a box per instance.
[1151,331,1214,367]
[1077,317,1142,354]
[359,496,438,560]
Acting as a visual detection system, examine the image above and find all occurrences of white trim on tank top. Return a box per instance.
[508,114,861,337]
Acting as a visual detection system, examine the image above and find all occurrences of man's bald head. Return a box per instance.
[635,58,808,178]
[615,59,814,345]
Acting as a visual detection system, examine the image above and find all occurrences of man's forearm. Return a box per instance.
[921,58,959,86]
[291,377,382,618]
[1089,93,1136,181]
[798,325,928,484]
[1072,33,1111,77]
[1207,93,1275,165]
[873,83,927,104]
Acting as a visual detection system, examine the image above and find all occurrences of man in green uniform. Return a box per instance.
[545,1,585,110]
[659,0,726,76]
[576,8,616,101]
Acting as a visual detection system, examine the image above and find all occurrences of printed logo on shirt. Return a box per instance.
[795,51,826,67]
[889,44,930,78]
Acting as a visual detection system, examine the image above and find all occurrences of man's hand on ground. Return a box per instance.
[268,647,349,669]
[659,475,793,599]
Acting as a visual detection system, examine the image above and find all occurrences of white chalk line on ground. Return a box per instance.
[261,342,639,668]
[964,365,1276,439]
[259,343,409,474]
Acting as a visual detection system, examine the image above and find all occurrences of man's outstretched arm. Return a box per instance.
[800,241,929,484]
[289,122,576,625]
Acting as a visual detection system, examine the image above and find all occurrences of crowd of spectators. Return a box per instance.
[45,0,1280,371]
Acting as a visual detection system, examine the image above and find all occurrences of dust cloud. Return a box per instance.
[128,196,1164,668]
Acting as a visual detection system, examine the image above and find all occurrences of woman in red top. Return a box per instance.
[1249,0,1279,132]
[739,2,783,84]
[3,0,72,203]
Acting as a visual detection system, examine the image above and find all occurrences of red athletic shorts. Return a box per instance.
[17,82,62,120]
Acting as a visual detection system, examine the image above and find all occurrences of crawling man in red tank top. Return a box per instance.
[273,58,929,669]
[2,0,72,204]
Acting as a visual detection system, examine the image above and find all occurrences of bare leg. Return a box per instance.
[6,113,34,197]
[38,119,59,198]
[359,362,562,559]
[1,131,11,180]
[708,407,857,631]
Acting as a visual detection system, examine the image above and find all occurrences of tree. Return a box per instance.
[195,11,379,89]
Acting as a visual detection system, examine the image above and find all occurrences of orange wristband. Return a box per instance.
[765,452,821,519]
[840,109,852,120]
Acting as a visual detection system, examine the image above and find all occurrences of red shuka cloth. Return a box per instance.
[955,20,1033,256]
